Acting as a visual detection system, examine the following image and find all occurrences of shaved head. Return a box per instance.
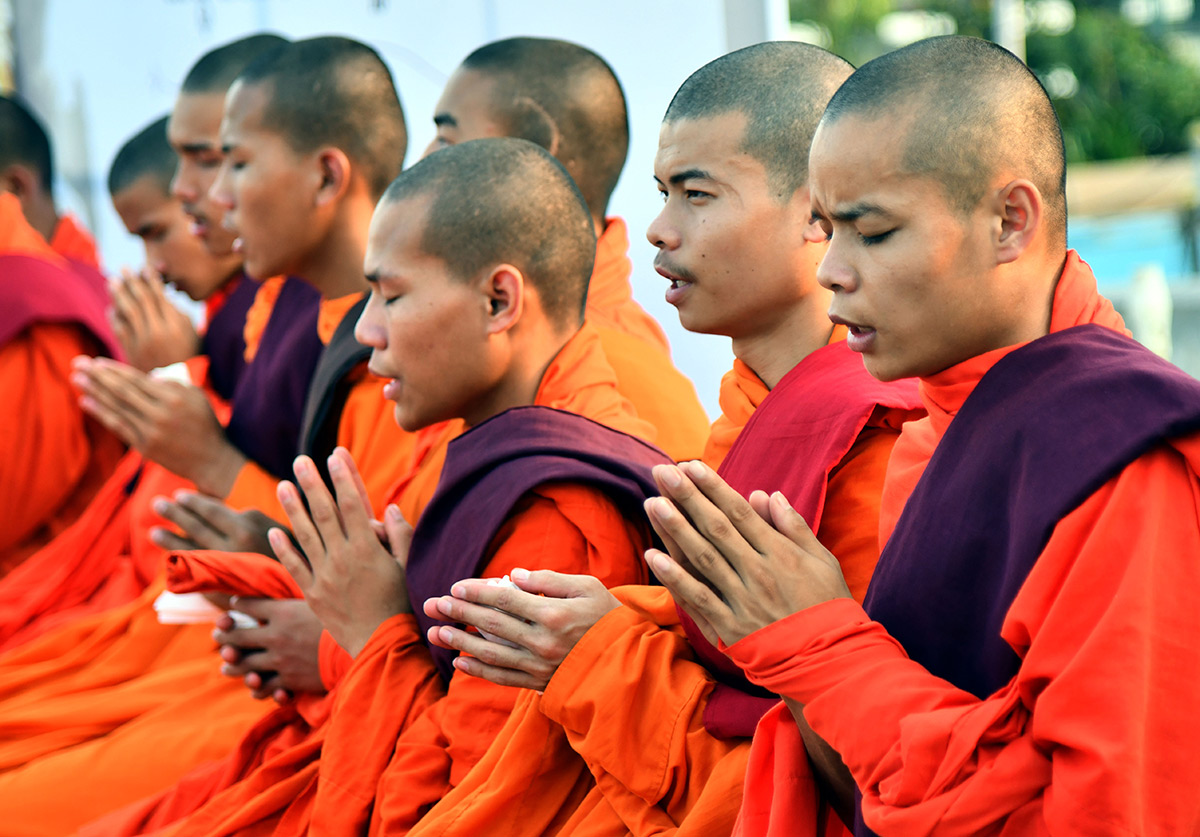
[0,94,53,191]
[664,42,853,198]
[382,137,595,328]
[235,36,407,199]
[181,33,289,95]
[823,35,1067,245]
[459,37,627,221]
[108,115,175,198]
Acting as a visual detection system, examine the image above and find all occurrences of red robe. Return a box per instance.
[727,253,1200,835]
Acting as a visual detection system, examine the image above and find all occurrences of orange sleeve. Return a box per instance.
[0,323,118,559]
[314,484,650,836]
[223,460,286,521]
[817,426,901,604]
[726,444,1200,835]
[539,585,747,834]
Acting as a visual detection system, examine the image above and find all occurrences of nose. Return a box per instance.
[645,205,679,251]
[208,160,234,210]
[816,234,858,294]
[354,291,386,349]
[170,161,192,203]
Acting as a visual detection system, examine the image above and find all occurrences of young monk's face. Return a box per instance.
[423,68,508,158]
[211,80,326,281]
[357,196,501,432]
[647,112,825,339]
[112,174,239,300]
[808,114,1007,381]
[167,92,239,258]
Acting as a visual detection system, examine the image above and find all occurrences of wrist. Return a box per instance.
[196,442,247,498]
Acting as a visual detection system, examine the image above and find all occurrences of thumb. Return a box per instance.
[226,596,274,620]
[509,568,600,600]
[768,492,818,546]
[383,504,413,569]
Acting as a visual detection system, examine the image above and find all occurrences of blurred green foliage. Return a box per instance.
[789,1,1200,162]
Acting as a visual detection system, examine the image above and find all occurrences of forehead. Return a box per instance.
[809,114,930,210]
[366,196,433,271]
[221,80,273,140]
[112,176,175,224]
[167,92,225,146]
[655,112,770,186]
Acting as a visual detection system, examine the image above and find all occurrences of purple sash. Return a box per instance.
[856,324,1200,835]
[407,406,672,683]
[200,274,258,403]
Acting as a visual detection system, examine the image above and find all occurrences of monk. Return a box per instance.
[86,137,667,837]
[0,34,348,832]
[108,114,239,373]
[414,43,920,837]
[0,92,103,269]
[0,95,123,575]
[425,37,710,462]
[645,35,1200,836]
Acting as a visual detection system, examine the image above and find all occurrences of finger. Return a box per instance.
[174,492,243,538]
[327,452,373,540]
[272,526,314,592]
[678,460,782,555]
[333,447,373,514]
[148,526,198,551]
[765,491,820,548]
[139,269,172,320]
[643,494,745,597]
[427,593,538,647]
[382,505,413,569]
[213,623,269,649]
[111,270,148,335]
[277,472,326,566]
[152,496,225,546]
[748,489,773,523]
[429,625,549,690]
[505,568,604,600]
[644,547,736,640]
[290,456,345,548]
[445,578,549,624]
[224,596,283,622]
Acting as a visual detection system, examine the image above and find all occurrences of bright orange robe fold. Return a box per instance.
[86,325,657,837]
[397,334,907,837]
[0,196,124,575]
[589,217,709,462]
[49,212,103,270]
[0,295,414,834]
[726,255,1200,836]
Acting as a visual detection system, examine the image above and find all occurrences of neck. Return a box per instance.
[463,324,577,427]
[731,291,834,390]
[25,198,59,243]
[298,206,372,299]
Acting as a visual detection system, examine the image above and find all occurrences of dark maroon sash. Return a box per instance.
[682,341,922,738]
[222,278,323,479]
[407,406,672,683]
[200,274,258,403]
[0,253,118,357]
[856,324,1200,836]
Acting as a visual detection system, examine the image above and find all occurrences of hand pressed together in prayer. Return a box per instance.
[643,460,852,646]
[70,355,247,495]
[213,598,327,703]
[273,447,414,658]
[424,570,621,691]
[108,267,200,373]
[149,490,280,555]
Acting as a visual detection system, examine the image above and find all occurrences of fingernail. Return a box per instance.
[437,598,453,616]
[511,568,530,581]
[651,496,674,519]
[450,583,464,598]
[152,498,168,514]
[685,460,708,479]
[649,551,672,575]
[386,504,402,521]
[661,467,681,489]
[773,491,793,510]
[327,455,342,474]
[439,626,455,643]
[294,458,311,478]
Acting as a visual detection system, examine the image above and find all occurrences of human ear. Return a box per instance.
[1,165,35,199]
[483,265,525,335]
[994,179,1042,264]
[314,148,352,206]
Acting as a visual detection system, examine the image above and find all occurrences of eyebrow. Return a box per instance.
[178,141,218,154]
[821,202,892,223]
[432,113,456,128]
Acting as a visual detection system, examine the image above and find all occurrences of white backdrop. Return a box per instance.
[12,0,792,416]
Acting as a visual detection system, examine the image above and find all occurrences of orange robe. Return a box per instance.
[0,294,415,835]
[397,335,914,837]
[726,255,1200,836]
[0,195,124,576]
[86,324,659,837]
[589,217,710,462]
[49,211,103,270]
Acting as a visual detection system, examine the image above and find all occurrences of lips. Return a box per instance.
[830,313,877,353]
[655,264,694,306]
